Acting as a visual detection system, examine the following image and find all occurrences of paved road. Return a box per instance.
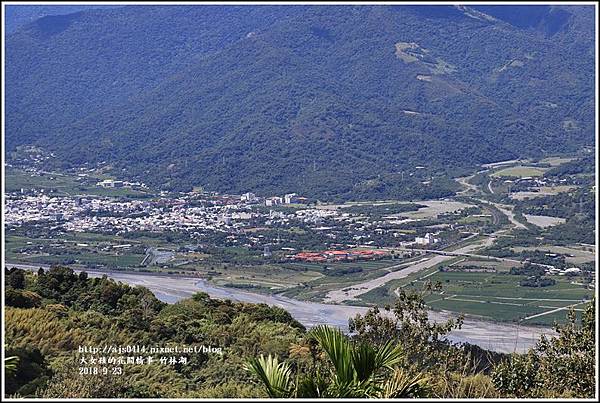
[455,175,478,195]
[393,247,554,270]
[490,202,528,230]
[321,193,549,305]
[456,172,526,232]
[482,159,521,169]
[522,302,584,321]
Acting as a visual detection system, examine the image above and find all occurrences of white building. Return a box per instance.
[97,179,124,188]
[564,267,582,275]
[284,193,297,204]
[414,233,439,246]
[265,196,283,206]
[241,192,257,202]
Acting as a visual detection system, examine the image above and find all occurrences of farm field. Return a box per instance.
[457,215,493,225]
[538,156,577,166]
[17,252,146,267]
[208,264,324,291]
[5,148,593,327]
[512,245,597,265]
[357,269,593,326]
[281,258,424,301]
[491,165,547,178]
[523,214,566,228]
[454,257,517,271]
[4,233,147,268]
[183,257,418,299]
[398,200,475,219]
[5,231,182,251]
[5,167,152,198]
[314,200,412,211]
[509,185,575,200]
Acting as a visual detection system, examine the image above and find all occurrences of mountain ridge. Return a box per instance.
[5,5,595,199]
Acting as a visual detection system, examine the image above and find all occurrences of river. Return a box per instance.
[8,263,555,353]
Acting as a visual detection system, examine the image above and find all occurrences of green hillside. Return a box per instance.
[5,5,595,199]
[4,266,595,398]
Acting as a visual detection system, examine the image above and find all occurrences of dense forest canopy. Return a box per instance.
[5,5,595,199]
[3,5,119,33]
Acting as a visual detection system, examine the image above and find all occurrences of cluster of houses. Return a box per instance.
[96,179,147,190]
[239,192,309,206]
[413,232,440,246]
[398,232,441,248]
[547,266,582,276]
[265,193,309,206]
[505,175,572,198]
[289,249,388,263]
[5,193,256,235]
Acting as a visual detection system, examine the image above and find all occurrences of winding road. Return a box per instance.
[491,202,528,230]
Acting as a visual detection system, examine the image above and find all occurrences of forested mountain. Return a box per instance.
[470,5,574,36]
[3,5,119,33]
[5,5,595,199]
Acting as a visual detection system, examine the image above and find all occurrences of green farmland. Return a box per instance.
[490,165,546,178]
[359,270,592,326]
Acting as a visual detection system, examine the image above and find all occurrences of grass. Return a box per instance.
[512,245,596,265]
[280,257,426,301]
[8,227,367,295]
[6,231,329,292]
[490,165,546,178]
[425,271,591,299]
[357,269,592,325]
[520,307,582,326]
[5,169,86,195]
[537,156,576,166]
[6,231,166,248]
[175,261,326,294]
[6,159,591,327]
[399,200,474,220]
[5,232,146,265]
[509,185,575,200]
[455,258,516,271]
[282,259,399,272]
[4,231,174,268]
[427,297,545,322]
[5,167,152,198]
[20,252,145,267]
[458,215,492,225]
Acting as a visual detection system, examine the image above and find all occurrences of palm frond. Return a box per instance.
[295,372,329,398]
[4,355,19,376]
[309,325,354,384]
[245,354,292,398]
[379,368,430,398]
[351,342,378,382]
[374,340,404,370]
[329,378,369,398]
